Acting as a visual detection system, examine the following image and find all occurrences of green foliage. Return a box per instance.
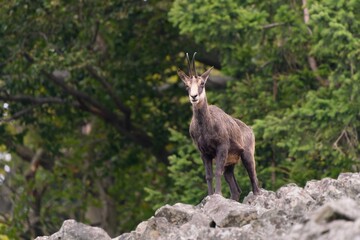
[252,0,360,186]
[169,0,309,76]
[170,0,266,75]
[146,129,206,209]
[255,74,360,184]
[167,129,205,203]
[0,0,185,238]
[155,0,360,202]
[0,0,360,238]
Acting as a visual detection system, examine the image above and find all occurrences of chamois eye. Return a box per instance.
[186,86,190,91]
[200,81,205,87]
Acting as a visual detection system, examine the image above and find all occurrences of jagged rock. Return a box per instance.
[34,219,111,240]
[245,183,315,214]
[313,197,360,223]
[201,194,264,228]
[305,172,360,206]
[154,203,212,227]
[305,178,344,205]
[114,220,148,240]
[139,216,181,240]
[196,227,247,240]
[285,198,360,240]
[36,172,360,240]
[241,209,294,239]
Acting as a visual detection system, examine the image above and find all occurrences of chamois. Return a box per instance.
[177,53,260,201]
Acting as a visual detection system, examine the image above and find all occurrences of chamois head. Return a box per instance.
[177,53,213,105]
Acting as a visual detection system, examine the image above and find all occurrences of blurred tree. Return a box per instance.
[0,0,200,238]
[254,0,360,185]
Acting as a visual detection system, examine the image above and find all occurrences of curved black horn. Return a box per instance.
[186,53,193,76]
[191,52,197,76]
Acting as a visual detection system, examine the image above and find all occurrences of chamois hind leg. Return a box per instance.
[224,164,241,201]
[241,150,260,195]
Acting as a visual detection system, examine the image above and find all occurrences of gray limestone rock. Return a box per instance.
[285,198,360,240]
[36,172,360,240]
[34,219,111,240]
[201,194,264,228]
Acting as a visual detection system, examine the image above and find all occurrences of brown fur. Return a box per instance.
[178,54,260,200]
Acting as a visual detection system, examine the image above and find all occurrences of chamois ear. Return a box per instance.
[177,69,190,85]
[200,66,214,84]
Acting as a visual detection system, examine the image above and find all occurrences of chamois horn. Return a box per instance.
[192,52,197,77]
[186,52,197,77]
[186,53,192,76]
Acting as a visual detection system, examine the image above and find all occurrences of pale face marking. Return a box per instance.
[177,63,213,106]
[187,77,206,105]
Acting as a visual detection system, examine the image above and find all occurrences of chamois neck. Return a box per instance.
[192,97,211,125]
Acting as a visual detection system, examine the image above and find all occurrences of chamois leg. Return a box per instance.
[202,155,214,195]
[224,165,241,201]
[214,146,228,195]
[241,150,260,195]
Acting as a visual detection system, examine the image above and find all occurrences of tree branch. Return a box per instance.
[42,70,110,114]
[43,70,127,127]
[0,105,36,123]
[86,65,132,128]
[262,22,286,29]
[5,51,167,162]
[0,95,67,122]
[2,136,54,171]
[25,149,44,180]
[76,97,155,150]
[333,129,346,155]
[42,70,167,162]
[0,95,65,105]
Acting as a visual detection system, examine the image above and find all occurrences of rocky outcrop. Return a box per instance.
[35,172,360,240]
[34,219,112,240]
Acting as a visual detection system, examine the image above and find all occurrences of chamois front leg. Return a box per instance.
[214,145,228,195]
[201,154,214,195]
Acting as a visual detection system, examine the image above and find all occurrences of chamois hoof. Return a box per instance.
[213,192,223,197]
[230,194,240,201]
